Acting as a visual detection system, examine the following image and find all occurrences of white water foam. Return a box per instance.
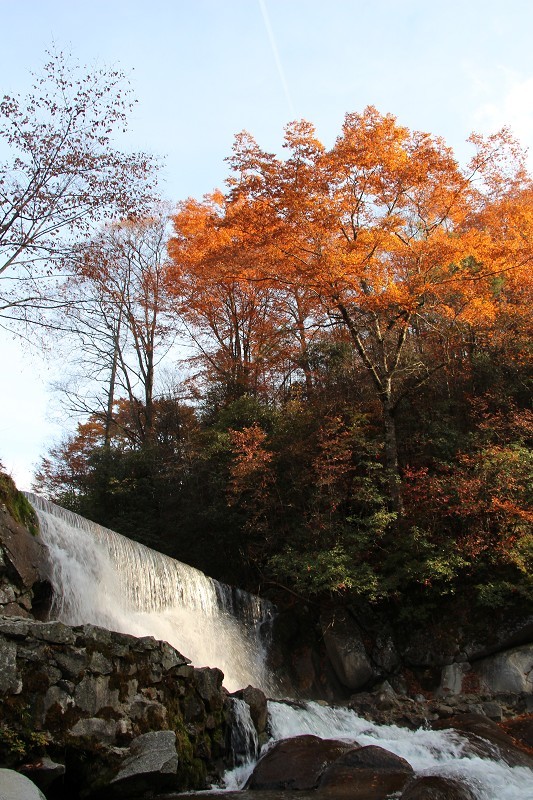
[261,700,532,800]
[27,493,274,694]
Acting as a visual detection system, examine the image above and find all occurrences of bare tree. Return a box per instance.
[56,210,178,444]
[0,50,158,328]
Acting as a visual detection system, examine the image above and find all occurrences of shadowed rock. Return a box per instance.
[432,714,533,768]
[400,775,477,799]
[318,744,414,798]
[109,730,178,797]
[246,734,355,790]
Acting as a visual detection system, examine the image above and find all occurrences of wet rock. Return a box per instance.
[246,734,354,790]
[432,713,533,769]
[501,714,533,749]
[318,744,414,798]
[234,685,268,735]
[400,775,476,799]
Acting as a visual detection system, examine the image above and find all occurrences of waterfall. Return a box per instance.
[25,494,532,799]
[26,493,275,694]
[246,701,530,800]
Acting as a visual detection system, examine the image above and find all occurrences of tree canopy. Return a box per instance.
[30,106,533,614]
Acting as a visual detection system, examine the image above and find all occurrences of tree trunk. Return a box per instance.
[383,401,403,516]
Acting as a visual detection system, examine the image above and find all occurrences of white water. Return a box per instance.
[26,493,274,693]
[222,701,531,799]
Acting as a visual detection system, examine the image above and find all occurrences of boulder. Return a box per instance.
[246,735,355,790]
[318,744,414,798]
[109,730,179,797]
[0,768,47,800]
[432,714,533,769]
[232,685,268,736]
[475,644,533,694]
[321,610,375,690]
[400,775,476,799]
[19,756,66,791]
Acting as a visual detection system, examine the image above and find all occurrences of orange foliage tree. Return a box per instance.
[168,108,532,514]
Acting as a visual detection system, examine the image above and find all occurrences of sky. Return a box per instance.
[1,0,532,489]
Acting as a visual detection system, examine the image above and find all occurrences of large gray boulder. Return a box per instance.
[0,768,47,800]
[321,611,375,690]
[475,643,533,694]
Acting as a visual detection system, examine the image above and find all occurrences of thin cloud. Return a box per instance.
[258,0,296,118]
[470,67,533,162]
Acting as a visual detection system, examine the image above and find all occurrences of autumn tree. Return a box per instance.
[0,50,158,328]
[169,193,321,404]
[170,109,532,514]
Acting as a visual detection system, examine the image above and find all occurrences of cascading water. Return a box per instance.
[26,494,532,799]
[223,701,533,799]
[26,493,275,694]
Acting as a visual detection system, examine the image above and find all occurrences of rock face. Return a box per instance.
[0,505,51,619]
[0,617,231,796]
[272,600,533,709]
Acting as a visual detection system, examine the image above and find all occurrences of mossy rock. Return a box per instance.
[0,472,38,536]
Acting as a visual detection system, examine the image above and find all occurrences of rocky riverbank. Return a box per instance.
[0,616,234,797]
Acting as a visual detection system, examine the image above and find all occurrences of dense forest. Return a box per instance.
[2,56,531,620]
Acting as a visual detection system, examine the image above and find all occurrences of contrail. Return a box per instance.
[258,0,296,118]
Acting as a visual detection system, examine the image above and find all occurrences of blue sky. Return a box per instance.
[1,0,532,487]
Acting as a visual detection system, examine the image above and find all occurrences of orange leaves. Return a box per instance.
[167,107,532,471]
